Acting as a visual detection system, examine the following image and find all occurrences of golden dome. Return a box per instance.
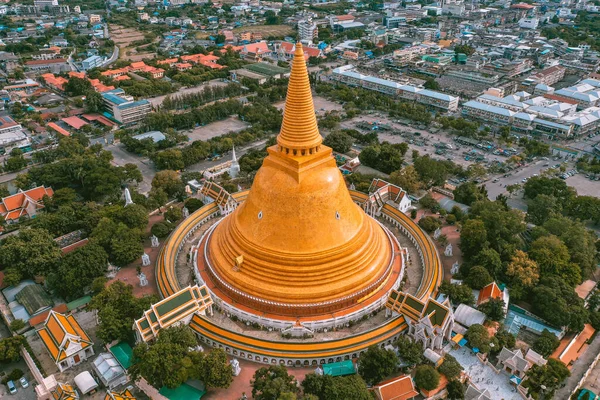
[205,43,393,316]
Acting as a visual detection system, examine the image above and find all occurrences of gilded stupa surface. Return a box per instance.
[204,43,394,316]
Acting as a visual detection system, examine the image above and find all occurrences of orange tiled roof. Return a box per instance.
[68,71,86,79]
[552,324,595,368]
[374,375,418,400]
[1,186,53,212]
[48,122,71,137]
[37,310,93,362]
[158,58,179,65]
[477,282,503,305]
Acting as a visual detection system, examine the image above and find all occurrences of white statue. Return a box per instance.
[185,184,192,194]
[230,358,241,376]
[433,227,441,239]
[182,207,189,219]
[106,264,120,278]
[349,183,356,191]
[142,253,151,266]
[151,235,159,248]
[138,272,148,287]
[444,243,453,257]
[230,145,240,178]
[451,261,460,275]
[315,366,323,375]
[124,188,134,206]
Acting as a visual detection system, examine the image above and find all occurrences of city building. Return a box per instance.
[332,65,459,111]
[523,65,566,87]
[298,18,318,42]
[0,186,54,224]
[101,88,152,126]
[37,310,95,372]
[518,17,539,29]
[82,55,103,70]
[25,58,69,73]
[34,0,59,7]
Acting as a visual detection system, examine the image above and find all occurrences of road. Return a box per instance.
[554,334,600,399]
[106,143,155,194]
[101,45,119,68]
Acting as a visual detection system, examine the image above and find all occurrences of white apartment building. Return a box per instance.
[298,19,318,42]
[332,65,459,111]
[518,18,539,29]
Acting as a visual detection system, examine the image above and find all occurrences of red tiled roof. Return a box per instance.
[552,324,595,368]
[477,282,503,305]
[61,116,88,130]
[29,303,68,327]
[26,58,67,65]
[48,122,71,137]
[82,113,117,127]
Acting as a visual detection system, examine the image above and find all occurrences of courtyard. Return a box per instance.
[449,347,520,400]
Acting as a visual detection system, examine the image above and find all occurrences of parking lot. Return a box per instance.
[0,359,36,400]
[185,116,250,142]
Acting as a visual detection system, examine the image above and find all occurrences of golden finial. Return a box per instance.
[277,42,322,156]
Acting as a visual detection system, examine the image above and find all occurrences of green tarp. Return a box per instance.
[323,360,356,377]
[109,342,134,369]
[159,383,206,400]
[66,296,91,311]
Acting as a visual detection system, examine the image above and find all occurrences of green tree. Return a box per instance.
[0,336,25,363]
[184,198,204,213]
[302,374,371,400]
[0,228,61,279]
[4,148,28,172]
[533,329,560,357]
[453,182,487,206]
[389,165,422,193]
[465,324,491,353]
[494,329,516,351]
[439,281,475,306]
[152,149,185,171]
[152,170,184,199]
[414,365,440,391]
[323,131,354,153]
[418,216,441,233]
[192,348,233,389]
[529,235,579,286]
[64,76,93,96]
[89,281,157,343]
[395,335,424,366]
[424,78,440,90]
[116,204,149,230]
[438,354,463,380]
[531,277,588,331]
[251,366,299,400]
[413,155,451,187]
[164,207,183,223]
[85,90,104,113]
[130,326,198,389]
[478,298,505,322]
[357,345,398,385]
[47,243,108,300]
[470,248,502,279]
[446,379,465,399]
[527,194,562,225]
[524,358,570,398]
[465,266,493,290]
[9,319,25,332]
[459,219,488,259]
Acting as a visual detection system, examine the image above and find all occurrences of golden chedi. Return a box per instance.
[205,43,394,316]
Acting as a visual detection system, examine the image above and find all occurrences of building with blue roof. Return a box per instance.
[101,89,152,126]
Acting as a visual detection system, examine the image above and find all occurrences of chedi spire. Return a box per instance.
[276,43,322,155]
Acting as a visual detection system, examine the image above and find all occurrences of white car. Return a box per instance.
[19,377,29,388]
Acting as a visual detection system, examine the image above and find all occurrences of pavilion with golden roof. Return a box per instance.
[196,43,404,330]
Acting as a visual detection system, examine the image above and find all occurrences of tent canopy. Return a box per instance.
[74,371,98,394]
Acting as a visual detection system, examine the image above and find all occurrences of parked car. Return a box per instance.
[19,377,29,388]
[7,380,17,394]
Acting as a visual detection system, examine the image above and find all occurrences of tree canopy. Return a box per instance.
[357,345,398,386]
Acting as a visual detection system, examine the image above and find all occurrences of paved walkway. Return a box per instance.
[555,334,600,399]
[449,347,520,400]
